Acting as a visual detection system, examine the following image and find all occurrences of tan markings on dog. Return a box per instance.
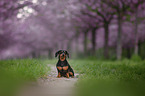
[69,72,73,76]
[63,66,68,70]
[69,72,74,78]
[57,67,62,71]
[66,72,69,78]
[59,54,66,61]
[57,72,61,78]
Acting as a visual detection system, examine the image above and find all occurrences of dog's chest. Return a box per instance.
[57,61,67,67]
[60,62,65,66]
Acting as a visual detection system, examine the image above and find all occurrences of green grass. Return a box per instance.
[1,58,145,96]
[0,59,50,96]
[41,59,145,81]
[42,59,145,96]
[0,59,50,80]
[69,59,145,81]
[68,59,145,96]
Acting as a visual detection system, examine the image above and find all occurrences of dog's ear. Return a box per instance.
[65,51,69,58]
[55,50,61,57]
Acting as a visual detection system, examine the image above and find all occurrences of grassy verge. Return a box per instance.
[41,59,145,81]
[68,59,145,96]
[0,59,50,96]
[1,59,145,96]
[69,59,145,81]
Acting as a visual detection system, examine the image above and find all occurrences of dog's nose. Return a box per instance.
[62,53,65,56]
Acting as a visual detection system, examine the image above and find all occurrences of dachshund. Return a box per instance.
[55,50,74,78]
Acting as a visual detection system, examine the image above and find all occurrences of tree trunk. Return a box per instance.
[67,40,72,53]
[127,48,131,59]
[48,48,52,59]
[134,8,139,55]
[104,23,109,59]
[37,52,41,58]
[32,51,36,58]
[61,42,64,49]
[138,41,141,55]
[75,33,79,54]
[84,30,88,55]
[91,28,97,56]
[117,13,122,60]
[55,43,58,51]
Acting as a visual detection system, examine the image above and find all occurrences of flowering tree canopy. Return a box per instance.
[0,0,145,59]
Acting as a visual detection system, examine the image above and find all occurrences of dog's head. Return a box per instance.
[55,50,69,61]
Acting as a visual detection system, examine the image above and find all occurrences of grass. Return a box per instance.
[1,58,145,96]
[68,59,145,96]
[0,59,50,80]
[41,58,145,81]
[69,59,145,81]
[0,59,50,96]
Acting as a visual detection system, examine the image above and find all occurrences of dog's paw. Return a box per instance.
[71,76,74,78]
[57,75,61,78]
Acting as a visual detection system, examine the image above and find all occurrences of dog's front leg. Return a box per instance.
[57,72,61,78]
[69,72,74,78]
[66,72,69,78]
[57,67,62,78]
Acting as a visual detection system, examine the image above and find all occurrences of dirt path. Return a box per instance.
[18,64,79,96]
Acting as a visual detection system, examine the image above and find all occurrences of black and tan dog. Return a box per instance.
[55,50,74,78]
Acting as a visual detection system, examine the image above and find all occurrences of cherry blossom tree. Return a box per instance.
[79,0,115,58]
[130,1,145,56]
[102,0,145,60]
[0,0,32,52]
[1,0,145,59]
